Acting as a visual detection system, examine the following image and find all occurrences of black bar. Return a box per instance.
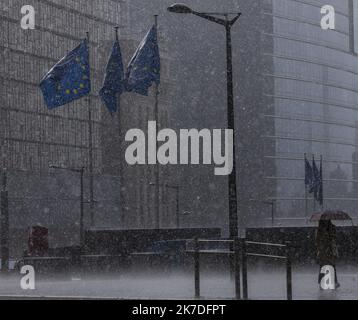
[194,237,200,299]
[241,238,248,300]
[1,191,9,272]
[285,241,292,300]
[234,238,241,299]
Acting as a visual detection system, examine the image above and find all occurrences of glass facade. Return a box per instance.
[0,0,126,172]
[0,0,173,243]
[263,0,358,225]
[0,0,129,254]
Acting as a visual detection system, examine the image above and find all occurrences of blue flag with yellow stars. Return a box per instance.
[125,25,160,96]
[40,39,91,109]
[99,39,124,113]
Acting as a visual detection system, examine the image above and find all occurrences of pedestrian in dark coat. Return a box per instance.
[315,220,339,287]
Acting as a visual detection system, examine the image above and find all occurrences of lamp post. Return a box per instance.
[264,200,276,227]
[150,183,180,228]
[50,165,85,249]
[168,4,242,239]
[0,168,9,273]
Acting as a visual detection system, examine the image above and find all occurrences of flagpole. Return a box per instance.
[154,15,160,229]
[312,154,316,212]
[304,153,308,219]
[114,26,125,223]
[86,31,95,227]
[321,155,324,210]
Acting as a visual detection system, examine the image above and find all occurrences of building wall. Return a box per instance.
[0,0,129,256]
[233,0,275,230]
[0,0,127,172]
[262,0,358,225]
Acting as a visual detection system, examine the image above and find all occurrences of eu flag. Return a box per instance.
[304,155,313,187]
[99,39,125,113]
[125,25,160,96]
[310,157,320,198]
[40,40,91,109]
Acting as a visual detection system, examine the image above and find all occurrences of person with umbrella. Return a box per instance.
[315,219,339,288]
[312,210,352,289]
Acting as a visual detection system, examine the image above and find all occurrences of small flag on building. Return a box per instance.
[310,157,320,197]
[99,35,125,113]
[125,25,161,96]
[305,155,313,188]
[40,40,91,109]
[309,156,324,205]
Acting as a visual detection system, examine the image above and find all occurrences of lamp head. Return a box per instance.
[167,4,192,14]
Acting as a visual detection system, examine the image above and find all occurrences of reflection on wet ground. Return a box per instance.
[0,262,357,299]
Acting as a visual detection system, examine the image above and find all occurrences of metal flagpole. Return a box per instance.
[320,155,324,210]
[305,185,309,218]
[312,154,316,212]
[1,168,9,273]
[1,15,9,174]
[304,153,308,219]
[154,15,160,229]
[0,15,10,273]
[114,26,125,223]
[86,32,95,227]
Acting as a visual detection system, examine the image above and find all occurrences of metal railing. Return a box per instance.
[186,238,293,300]
[186,238,241,299]
[242,240,292,300]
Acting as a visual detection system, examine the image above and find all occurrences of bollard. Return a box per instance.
[285,241,292,300]
[234,238,241,299]
[241,238,248,300]
[194,237,200,299]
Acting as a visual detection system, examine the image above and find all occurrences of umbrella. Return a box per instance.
[310,210,352,222]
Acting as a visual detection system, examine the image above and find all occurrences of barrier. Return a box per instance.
[186,238,292,300]
[186,237,241,299]
[242,240,292,300]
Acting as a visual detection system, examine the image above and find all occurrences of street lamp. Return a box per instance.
[49,165,85,249]
[168,4,242,239]
[167,4,193,14]
[149,183,180,228]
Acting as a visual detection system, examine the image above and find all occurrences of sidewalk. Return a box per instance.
[0,263,358,299]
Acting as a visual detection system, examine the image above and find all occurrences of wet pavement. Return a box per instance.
[0,263,358,299]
